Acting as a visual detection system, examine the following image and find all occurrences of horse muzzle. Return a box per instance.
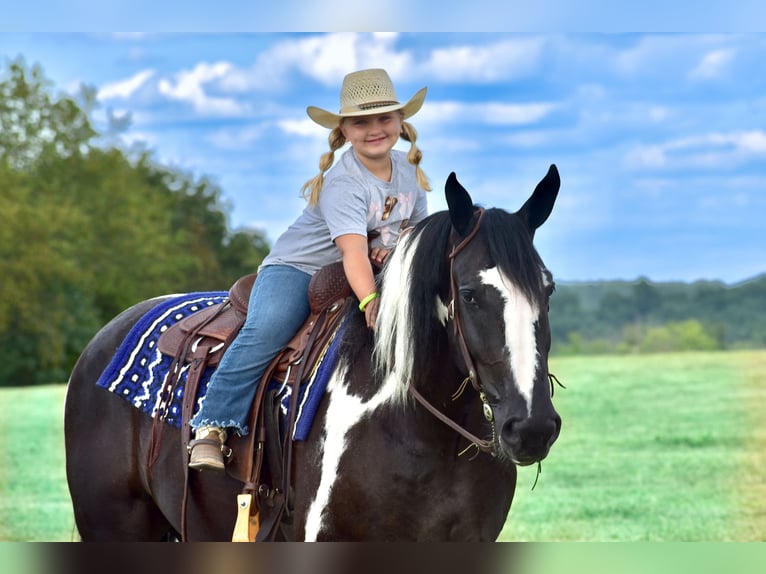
[498,411,561,466]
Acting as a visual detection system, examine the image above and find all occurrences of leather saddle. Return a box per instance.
[157,261,351,379]
[155,261,353,541]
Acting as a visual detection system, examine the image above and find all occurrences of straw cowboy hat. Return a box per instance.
[307,68,427,129]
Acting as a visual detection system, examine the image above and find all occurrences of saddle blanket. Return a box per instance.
[95,291,343,440]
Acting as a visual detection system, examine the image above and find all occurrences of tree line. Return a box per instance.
[550,276,766,355]
[0,58,270,385]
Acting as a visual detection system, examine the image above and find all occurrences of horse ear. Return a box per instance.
[445,172,475,236]
[517,164,560,235]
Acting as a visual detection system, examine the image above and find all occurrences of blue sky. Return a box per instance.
[2,32,764,283]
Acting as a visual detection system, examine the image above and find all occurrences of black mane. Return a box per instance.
[342,205,547,391]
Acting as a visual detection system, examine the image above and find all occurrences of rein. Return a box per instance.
[408,208,496,455]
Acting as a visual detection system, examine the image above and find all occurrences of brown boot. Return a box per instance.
[188,426,228,472]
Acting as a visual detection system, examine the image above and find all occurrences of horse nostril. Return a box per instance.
[502,414,560,453]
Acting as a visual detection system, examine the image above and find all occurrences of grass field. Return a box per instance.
[502,350,766,541]
[0,350,764,542]
[0,384,75,542]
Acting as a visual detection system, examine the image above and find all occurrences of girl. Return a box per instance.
[189,68,431,471]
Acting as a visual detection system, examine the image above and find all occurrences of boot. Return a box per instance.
[188,425,228,472]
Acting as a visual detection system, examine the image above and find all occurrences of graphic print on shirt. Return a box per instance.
[382,196,398,220]
[367,194,409,249]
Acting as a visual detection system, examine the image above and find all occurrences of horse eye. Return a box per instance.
[460,289,476,304]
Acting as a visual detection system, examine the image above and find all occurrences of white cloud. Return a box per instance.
[418,100,556,127]
[425,37,545,82]
[98,69,156,100]
[613,35,734,79]
[483,102,556,125]
[625,130,766,169]
[415,101,463,125]
[625,146,668,169]
[664,131,766,154]
[278,118,326,138]
[689,48,735,79]
[157,61,248,116]
[614,35,694,75]
[209,33,547,102]
[271,32,413,86]
[737,131,766,152]
[501,130,553,148]
[215,33,409,94]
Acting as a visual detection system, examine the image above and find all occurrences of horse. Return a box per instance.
[64,165,562,541]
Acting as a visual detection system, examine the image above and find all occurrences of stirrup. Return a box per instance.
[188,427,230,472]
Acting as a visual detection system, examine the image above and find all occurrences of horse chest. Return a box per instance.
[301,423,515,540]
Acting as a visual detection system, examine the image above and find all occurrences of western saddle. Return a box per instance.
[155,261,353,541]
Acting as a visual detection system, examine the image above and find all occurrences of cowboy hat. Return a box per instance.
[306,68,427,129]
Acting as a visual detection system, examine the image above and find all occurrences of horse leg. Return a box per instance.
[64,300,176,541]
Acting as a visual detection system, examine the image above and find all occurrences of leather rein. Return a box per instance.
[407,208,497,455]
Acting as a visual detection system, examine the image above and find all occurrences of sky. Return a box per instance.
[1,31,764,284]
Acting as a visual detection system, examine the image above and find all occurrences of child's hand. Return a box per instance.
[369,247,390,268]
[364,296,380,330]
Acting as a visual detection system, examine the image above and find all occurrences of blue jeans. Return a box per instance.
[190,265,312,436]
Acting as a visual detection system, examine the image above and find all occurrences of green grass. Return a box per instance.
[1,350,764,541]
[500,350,766,541]
[0,385,76,542]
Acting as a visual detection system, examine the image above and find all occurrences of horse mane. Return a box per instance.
[481,207,546,302]
[340,206,543,405]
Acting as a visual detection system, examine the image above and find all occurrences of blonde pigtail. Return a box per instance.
[400,121,431,191]
[301,127,347,206]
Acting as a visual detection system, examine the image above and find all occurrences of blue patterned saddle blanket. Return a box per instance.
[95,292,342,440]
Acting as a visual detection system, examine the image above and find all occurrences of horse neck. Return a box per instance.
[399,360,491,460]
[412,342,480,416]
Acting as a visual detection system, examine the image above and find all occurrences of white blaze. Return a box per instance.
[479,267,540,415]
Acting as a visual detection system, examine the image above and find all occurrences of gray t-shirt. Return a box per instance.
[261,147,429,275]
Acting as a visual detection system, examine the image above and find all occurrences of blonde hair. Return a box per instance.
[400,120,431,193]
[300,126,347,206]
[301,116,431,207]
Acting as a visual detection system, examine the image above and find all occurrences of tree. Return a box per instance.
[219,229,271,282]
[0,57,96,171]
[0,161,98,383]
[632,278,660,322]
[595,289,635,339]
[0,58,271,385]
[549,288,587,345]
[639,320,719,353]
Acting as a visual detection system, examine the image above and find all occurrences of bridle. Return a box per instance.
[407,208,497,455]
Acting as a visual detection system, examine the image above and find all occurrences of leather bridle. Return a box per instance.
[407,208,497,455]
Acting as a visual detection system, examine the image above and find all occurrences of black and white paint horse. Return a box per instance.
[65,166,562,541]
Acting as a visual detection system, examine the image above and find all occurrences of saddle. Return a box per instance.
[155,261,353,541]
